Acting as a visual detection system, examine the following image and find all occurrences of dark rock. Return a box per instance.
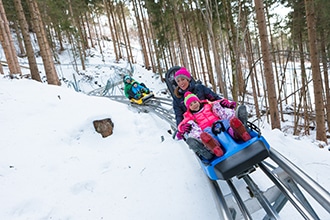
[93,118,114,138]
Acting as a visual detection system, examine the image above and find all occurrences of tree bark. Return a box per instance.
[304,0,327,143]
[13,0,41,81]
[26,0,60,85]
[254,0,280,129]
[0,0,21,75]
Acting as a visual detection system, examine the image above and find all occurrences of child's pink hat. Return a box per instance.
[184,91,200,108]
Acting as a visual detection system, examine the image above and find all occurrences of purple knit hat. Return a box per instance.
[184,91,200,108]
[174,67,191,81]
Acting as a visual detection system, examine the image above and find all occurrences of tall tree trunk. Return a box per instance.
[320,30,330,132]
[120,2,134,64]
[298,33,310,135]
[243,19,260,118]
[103,0,118,61]
[254,0,280,129]
[172,2,189,67]
[138,0,154,70]
[0,62,3,74]
[304,0,327,143]
[131,0,149,68]
[110,1,123,59]
[203,0,224,94]
[0,0,21,75]
[13,21,25,57]
[223,0,241,100]
[13,0,41,82]
[26,0,60,85]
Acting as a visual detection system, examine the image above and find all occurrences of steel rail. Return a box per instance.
[269,148,330,213]
[89,92,330,219]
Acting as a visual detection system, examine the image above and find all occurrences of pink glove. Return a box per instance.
[176,131,184,140]
[220,99,236,109]
[181,123,192,133]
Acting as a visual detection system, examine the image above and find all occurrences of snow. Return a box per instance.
[0,43,329,220]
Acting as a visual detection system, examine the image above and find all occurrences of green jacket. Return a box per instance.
[124,79,138,99]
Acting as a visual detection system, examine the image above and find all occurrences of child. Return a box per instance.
[177,91,251,158]
[172,67,224,126]
[123,75,150,99]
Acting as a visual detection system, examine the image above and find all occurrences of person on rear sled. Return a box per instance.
[176,92,250,160]
[123,75,150,100]
[172,67,235,126]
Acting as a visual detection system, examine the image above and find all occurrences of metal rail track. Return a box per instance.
[90,91,330,219]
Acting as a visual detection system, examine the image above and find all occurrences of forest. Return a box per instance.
[0,0,329,143]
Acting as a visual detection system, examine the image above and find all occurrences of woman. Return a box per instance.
[172,67,235,126]
[172,67,238,160]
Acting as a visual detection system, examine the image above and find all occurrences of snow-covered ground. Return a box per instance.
[0,40,329,219]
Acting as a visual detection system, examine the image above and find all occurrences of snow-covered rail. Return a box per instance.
[132,98,330,219]
[89,89,330,219]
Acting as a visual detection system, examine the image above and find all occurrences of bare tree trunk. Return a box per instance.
[203,0,224,94]
[84,12,94,49]
[172,2,189,67]
[120,2,134,64]
[110,1,123,59]
[201,32,213,84]
[131,0,148,67]
[138,0,155,69]
[13,21,25,57]
[223,0,242,100]
[320,30,330,132]
[13,0,41,81]
[0,62,3,74]
[243,20,260,118]
[0,0,21,75]
[298,33,310,135]
[26,0,60,85]
[254,0,280,129]
[265,4,284,122]
[304,0,327,143]
[103,0,118,61]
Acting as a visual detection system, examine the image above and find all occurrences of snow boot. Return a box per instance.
[230,117,251,142]
[235,105,248,129]
[200,132,224,157]
[186,137,214,160]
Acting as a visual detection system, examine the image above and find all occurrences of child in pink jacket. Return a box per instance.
[177,91,251,157]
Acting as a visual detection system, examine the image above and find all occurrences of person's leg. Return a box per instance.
[229,117,251,141]
[182,122,213,160]
[139,83,150,93]
[235,105,248,128]
[186,137,214,160]
[131,87,141,99]
[200,127,224,157]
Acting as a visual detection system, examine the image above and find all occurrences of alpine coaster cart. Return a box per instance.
[165,66,270,180]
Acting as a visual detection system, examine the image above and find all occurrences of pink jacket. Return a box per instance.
[178,100,222,132]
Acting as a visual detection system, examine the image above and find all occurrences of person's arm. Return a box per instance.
[203,85,236,108]
[202,85,223,101]
[173,99,185,126]
[124,85,131,98]
[197,84,222,101]
[127,87,136,99]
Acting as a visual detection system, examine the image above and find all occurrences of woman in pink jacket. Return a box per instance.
[177,91,251,157]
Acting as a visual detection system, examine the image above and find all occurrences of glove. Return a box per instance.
[181,123,192,133]
[134,93,142,99]
[176,131,184,140]
[141,88,150,94]
[220,99,236,109]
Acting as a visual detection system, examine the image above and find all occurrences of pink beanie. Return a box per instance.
[174,67,191,81]
[184,91,200,108]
